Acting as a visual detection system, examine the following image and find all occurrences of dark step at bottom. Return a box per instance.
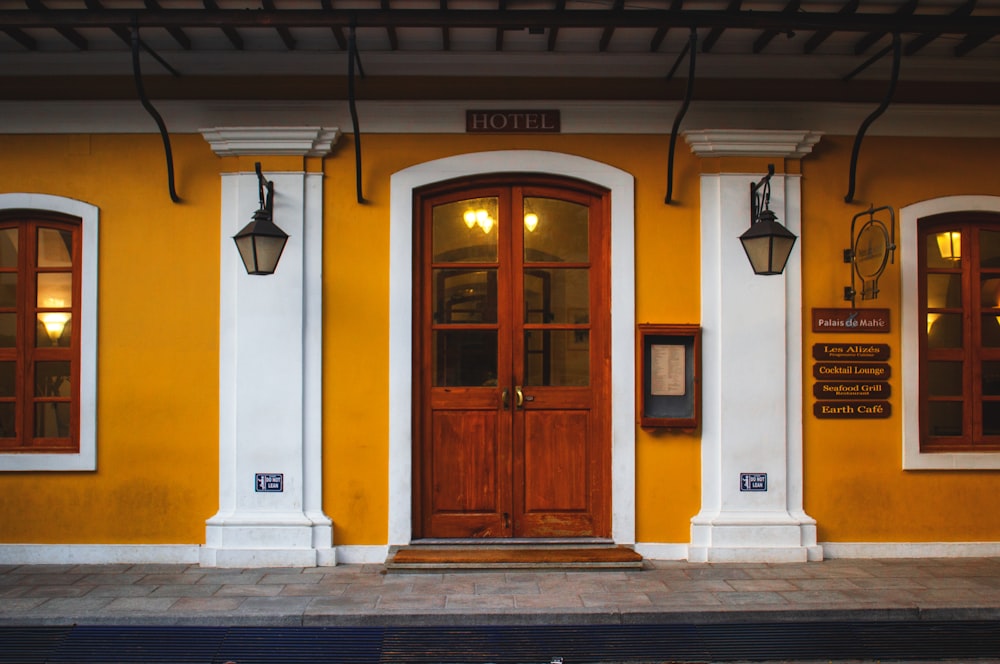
[387,545,643,571]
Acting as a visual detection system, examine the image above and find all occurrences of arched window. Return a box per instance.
[0,212,81,453]
[919,213,1000,452]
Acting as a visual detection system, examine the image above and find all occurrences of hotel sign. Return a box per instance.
[466,110,561,133]
[812,308,890,333]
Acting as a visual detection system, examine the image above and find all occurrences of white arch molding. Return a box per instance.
[388,151,636,545]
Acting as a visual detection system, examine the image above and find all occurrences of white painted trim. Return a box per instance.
[633,543,689,561]
[0,194,98,472]
[0,544,199,565]
[822,541,1000,559]
[200,126,341,156]
[336,545,391,565]
[685,129,823,158]
[389,150,635,545]
[6,101,1000,138]
[901,195,1000,470]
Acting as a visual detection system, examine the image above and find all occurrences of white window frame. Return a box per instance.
[902,195,1000,470]
[0,194,98,471]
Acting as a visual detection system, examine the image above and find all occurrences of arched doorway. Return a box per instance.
[412,175,611,539]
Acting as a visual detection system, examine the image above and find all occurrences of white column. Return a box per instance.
[200,127,339,568]
[686,130,824,563]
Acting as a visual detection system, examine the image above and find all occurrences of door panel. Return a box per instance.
[415,177,609,540]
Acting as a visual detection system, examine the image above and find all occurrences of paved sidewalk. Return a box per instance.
[2,557,1000,627]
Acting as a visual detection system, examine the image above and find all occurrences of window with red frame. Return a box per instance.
[0,212,80,453]
[920,213,1000,452]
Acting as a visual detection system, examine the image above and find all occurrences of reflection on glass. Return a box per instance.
[35,361,71,397]
[0,362,14,397]
[433,330,497,387]
[0,313,15,347]
[37,315,71,348]
[35,402,70,438]
[524,330,589,386]
[926,274,961,308]
[981,316,1000,348]
[432,198,499,263]
[980,230,1000,267]
[929,361,963,396]
[37,228,73,268]
[434,269,497,324]
[0,274,16,308]
[929,401,963,436]
[524,269,588,325]
[0,403,13,438]
[37,273,72,309]
[524,197,588,263]
[981,277,1000,310]
[928,231,961,267]
[927,313,962,348]
[0,229,17,269]
[982,362,1000,396]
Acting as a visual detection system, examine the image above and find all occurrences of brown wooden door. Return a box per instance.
[414,176,611,539]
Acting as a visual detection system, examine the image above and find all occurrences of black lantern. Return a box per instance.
[739,164,797,276]
[233,162,289,276]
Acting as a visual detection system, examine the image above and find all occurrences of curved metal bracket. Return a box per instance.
[843,204,896,306]
[844,33,901,204]
[348,20,368,205]
[665,28,697,205]
[130,18,180,203]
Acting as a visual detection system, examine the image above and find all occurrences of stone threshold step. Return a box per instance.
[386,545,643,572]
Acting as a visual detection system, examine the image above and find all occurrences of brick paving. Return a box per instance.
[1,558,1000,627]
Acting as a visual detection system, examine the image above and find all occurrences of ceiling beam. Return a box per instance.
[202,0,243,50]
[144,0,191,49]
[547,0,565,52]
[381,0,399,50]
[701,0,741,53]
[1,27,37,50]
[23,0,87,50]
[753,0,799,54]
[904,0,976,56]
[319,0,347,50]
[803,0,858,54]
[853,0,916,55]
[598,0,624,52]
[261,0,296,50]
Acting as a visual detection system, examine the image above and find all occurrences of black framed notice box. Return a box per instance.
[637,324,701,429]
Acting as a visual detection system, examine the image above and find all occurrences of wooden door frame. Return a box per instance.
[388,151,635,546]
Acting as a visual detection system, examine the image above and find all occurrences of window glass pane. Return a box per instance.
[928,401,963,436]
[929,361,963,396]
[979,230,1000,267]
[34,402,70,438]
[37,314,71,348]
[432,198,498,263]
[37,228,73,268]
[0,274,16,308]
[0,403,14,438]
[926,231,961,268]
[35,361,71,397]
[926,274,961,309]
[433,269,497,324]
[524,268,589,325]
[432,330,497,387]
[0,229,17,269]
[982,316,1000,348]
[37,273,72,309]
[524,197,589,263]
[0,362,13,398]
[982,277,1000,310]
[927,313,962,348]
[524,330,589,386]
[984,401,1000,436]
[0,313,16,347]
[984,362,1000,397]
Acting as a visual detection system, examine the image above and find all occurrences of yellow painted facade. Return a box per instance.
[0,129,998,549]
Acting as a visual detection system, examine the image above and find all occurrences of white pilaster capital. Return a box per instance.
[684,129,823,159]
[200,126,341,157]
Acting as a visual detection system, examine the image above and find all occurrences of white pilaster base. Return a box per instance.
[689,513,822,562]
[201,514,335,567]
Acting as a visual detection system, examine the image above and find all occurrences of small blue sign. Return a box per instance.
[740,473,767,492]
[255,473,284,493]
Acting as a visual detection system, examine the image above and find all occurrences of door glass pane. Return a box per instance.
[0,313,16,347]
[982,316,1000,347]
[984,401,1000,436]
[432,197,498,263]
[980,230,1000,267]
[37,273,72,309]
[927,313,962,348]
[0,362,14,397]
[37,228,73,268]
[926,274,961,308]
[929,361,963,396]
[927,231,961,268]
[524,197,588,263]
[433,269,497,324]
[928,401,963,436]
[983,362,1000,396]
[36,361,71,397]
[524,330,589,386]
[0,403,14,438]
[35,402,70,438]
[524,268,588,325]
[433,330,497,387]
[0,274,16,308]
[0,228,17,269]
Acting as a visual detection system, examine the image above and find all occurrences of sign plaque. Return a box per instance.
[813,362,891,380]
[813,343,890,361]
[255,473,284,493]
[740,473,768,492]
[814,401,892,418]
[466,110,561,133]
[812,308,890,333]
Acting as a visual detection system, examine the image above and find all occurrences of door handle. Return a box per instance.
[514,386,524,408]
[501,388,509,410]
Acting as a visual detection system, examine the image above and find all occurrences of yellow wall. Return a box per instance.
[0,134,220,543]
[1,129,998,548]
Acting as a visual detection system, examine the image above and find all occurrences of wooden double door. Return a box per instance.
[413,176,611,539]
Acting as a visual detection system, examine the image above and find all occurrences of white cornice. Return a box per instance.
[200,126,340,157]
[684,129,824,158]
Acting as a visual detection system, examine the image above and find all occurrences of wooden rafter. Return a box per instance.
[145,0,191,49]
[753,0,799,54]
[853,0,916,55]
[650,0,684,52]
[24,0,87,50]
[599,0,624,52]
[319,0,347,51]
[547,0,566,52]
[904,0,976,56]
[804,0,858,54]
[202,0,243,50]
[381,0,398,50]
[1,27,36,50]
[262,0,296,50]
[701,0,741,53]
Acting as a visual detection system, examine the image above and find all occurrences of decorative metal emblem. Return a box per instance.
[844,205,896,306]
